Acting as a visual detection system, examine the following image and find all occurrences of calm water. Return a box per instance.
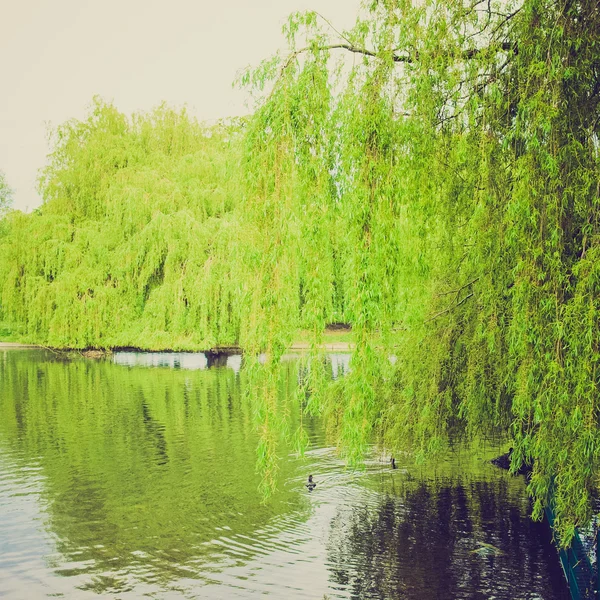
[0,350,569,599]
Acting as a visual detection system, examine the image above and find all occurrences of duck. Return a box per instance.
[490,448,513,470]
[306,474,316,491]
[390,457,397,469]
[490,447,531,477]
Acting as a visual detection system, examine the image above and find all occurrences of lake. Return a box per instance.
[0,350,569,599]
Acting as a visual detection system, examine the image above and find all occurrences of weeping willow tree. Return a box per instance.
[0,170,12,216]
[0,171,13,240]
[0,172,14,338]
[0,100,247,349]
[238,0,600,543]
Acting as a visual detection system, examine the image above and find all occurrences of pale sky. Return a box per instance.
[1,0,361,212]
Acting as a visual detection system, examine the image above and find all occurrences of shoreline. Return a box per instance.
[0,341,355,353]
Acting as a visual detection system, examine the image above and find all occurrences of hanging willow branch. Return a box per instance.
[425,293,475,322]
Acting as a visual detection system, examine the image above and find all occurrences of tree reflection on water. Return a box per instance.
[326,478,569,599]
[0,350,570,599]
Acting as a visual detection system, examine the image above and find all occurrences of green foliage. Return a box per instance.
[0,170,13,238]
[237,0,600,545]
[0,170,12,215]
[0,100,246,349]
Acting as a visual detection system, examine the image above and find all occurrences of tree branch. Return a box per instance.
[425,292,474,322]
[282,41,517,71]
[436,277,481,297]
[314,12,353,46]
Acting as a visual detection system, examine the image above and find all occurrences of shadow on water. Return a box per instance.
[0,349,569,599]
[326,477,569,599]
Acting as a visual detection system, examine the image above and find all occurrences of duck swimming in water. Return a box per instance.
[490,448,513,470]
[491,447,531,477]
[306,474,316,491]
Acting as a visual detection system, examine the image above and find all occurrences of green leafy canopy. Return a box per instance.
[238,0,600,544]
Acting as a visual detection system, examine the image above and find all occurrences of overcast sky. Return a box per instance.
[1,0,361,212]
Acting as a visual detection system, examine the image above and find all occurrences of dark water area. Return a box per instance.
[0,350,569,599]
